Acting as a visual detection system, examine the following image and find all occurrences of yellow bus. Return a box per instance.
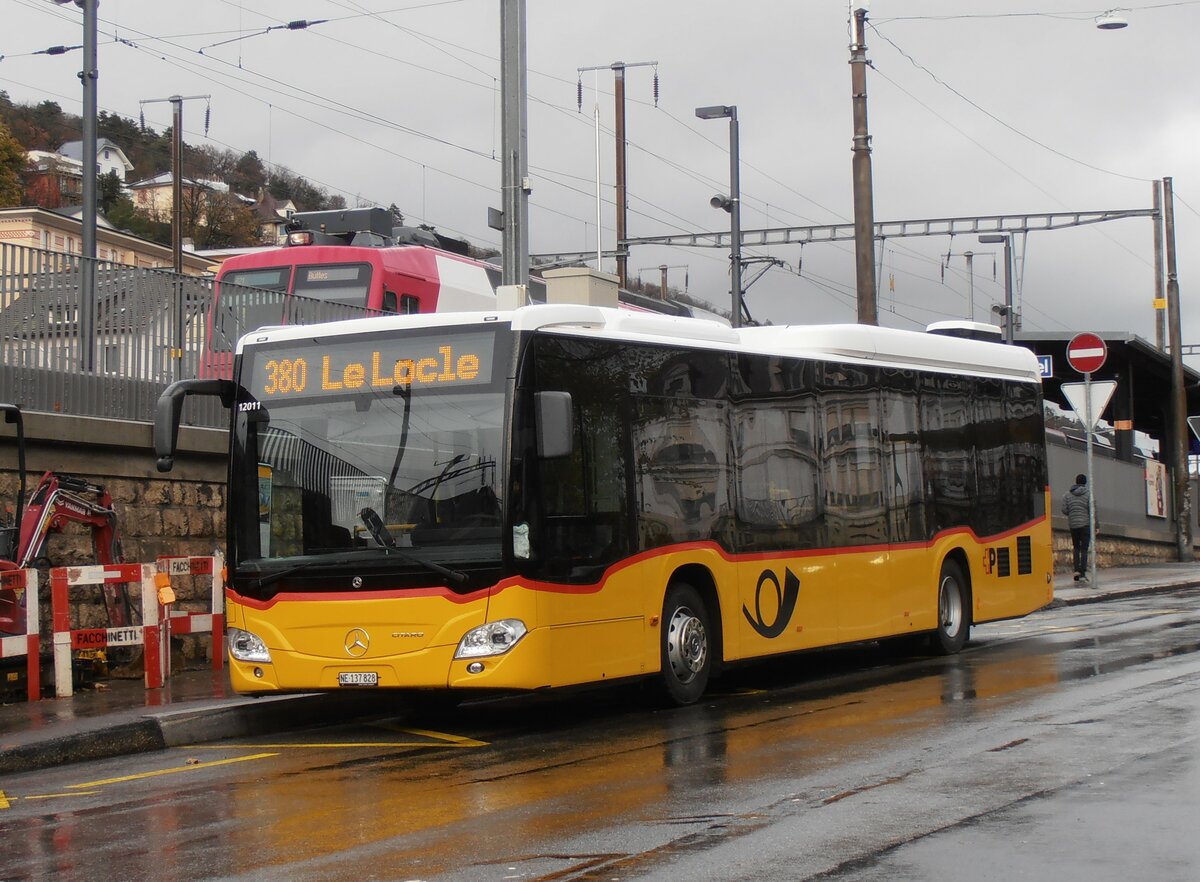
[156,304,1053,704]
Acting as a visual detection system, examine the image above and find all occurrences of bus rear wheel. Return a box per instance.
[659,583,712,706]
[934,559,970,654]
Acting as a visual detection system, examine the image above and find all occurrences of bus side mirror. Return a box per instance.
[535,391,573,459]
[155,379,236,472]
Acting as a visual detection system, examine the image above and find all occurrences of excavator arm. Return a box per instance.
[13,472,131,628]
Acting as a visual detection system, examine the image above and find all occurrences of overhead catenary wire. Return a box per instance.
[10,0,1176,333]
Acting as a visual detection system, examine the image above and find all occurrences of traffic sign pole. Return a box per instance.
[1066,333,1107,587]
[1085,371,1098,587]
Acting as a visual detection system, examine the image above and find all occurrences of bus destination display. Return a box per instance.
[250,331,495,400]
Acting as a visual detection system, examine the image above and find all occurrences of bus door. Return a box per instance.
[880,369,929,631]
[819,365,894,643]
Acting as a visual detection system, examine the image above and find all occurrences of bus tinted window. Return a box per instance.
[734,353,823,551]
[293,263,372,307]
[820,362,886,547]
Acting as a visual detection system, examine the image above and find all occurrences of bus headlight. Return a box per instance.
[228,628,272,663]
[454,619,527,659]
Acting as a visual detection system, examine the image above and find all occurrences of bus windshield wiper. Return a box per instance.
[359,507,468,586]
[248,555,338,589]
[247,541,467,590]
[387,382,412,488]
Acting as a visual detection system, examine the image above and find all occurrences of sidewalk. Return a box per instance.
[1,561,1198,775]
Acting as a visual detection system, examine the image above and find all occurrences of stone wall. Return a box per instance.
[0,411,227,669]
[1053,529,1179,573]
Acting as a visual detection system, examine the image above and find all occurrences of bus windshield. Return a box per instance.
[230,327,508,589]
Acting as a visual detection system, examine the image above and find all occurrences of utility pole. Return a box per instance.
[500,0,529,288]
[139,93,209,379]
[1152,179,1166,351]
[577,60,657,288]
[979,233,1014,343]
[637,264,687,300]
[964,251,975,321]
[52,0,99,369]
[140,94,210,274]
[849,3,878,326]
[695,104,742,328]
[1163,176,1193,561]
[943,249,995,322]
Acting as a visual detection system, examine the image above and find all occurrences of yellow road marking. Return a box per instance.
[187,731,489,750]
[23,791,100,800]
[372,725,489,747]
[186,726,489,750]
[68,752,277,789]
[0,789,101,809]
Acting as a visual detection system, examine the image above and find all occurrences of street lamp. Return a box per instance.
[695,104,742,328]
[979,233,1014,343]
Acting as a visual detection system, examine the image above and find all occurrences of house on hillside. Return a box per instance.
[24,141,136,210]
[251,189,296,245]
[58,139,135,183]
[126,172,254,226]
[24,150,85,209]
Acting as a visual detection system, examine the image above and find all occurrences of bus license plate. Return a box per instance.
[338,672,378,687]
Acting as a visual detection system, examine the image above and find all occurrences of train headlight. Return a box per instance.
[454,619,527,659]
[228,628,272,663]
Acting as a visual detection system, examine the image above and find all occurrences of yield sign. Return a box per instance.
[1188,416,1200,443]
[1061,381,1117,431]
[1066,332,1107,374]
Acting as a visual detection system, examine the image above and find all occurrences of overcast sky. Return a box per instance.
[4,0,1199,355]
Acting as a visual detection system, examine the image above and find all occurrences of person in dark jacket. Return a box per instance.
[1061,474,1093,581]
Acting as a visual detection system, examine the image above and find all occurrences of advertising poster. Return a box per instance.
[1145,460,1167,518]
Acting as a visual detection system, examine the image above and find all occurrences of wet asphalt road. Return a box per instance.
[2,589,1198,882]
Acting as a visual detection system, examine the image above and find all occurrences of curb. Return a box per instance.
[1047,579,1200,608]
[0,692,382,775]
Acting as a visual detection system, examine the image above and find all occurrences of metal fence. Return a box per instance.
[0,243,374,428]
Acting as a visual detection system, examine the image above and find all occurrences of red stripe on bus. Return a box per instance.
[226,512,1047,609]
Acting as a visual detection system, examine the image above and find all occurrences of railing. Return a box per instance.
[0,243,375,428]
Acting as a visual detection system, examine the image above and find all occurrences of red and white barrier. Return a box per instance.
[51,563,162,698]
[156,553,225,673]
[0,568,40,702]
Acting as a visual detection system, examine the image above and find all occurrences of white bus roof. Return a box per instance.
[238,304,1042,382]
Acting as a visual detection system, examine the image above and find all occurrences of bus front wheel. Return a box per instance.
[934,559,970,654]
[659,583,712,705]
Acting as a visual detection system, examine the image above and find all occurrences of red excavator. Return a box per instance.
[1,404,130,636]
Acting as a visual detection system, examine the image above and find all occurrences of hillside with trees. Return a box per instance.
[0,91,348,248]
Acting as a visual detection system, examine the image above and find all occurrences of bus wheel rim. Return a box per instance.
[939,576,962,637]
[667,606,707,683]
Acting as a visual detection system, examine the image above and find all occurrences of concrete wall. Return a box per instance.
[0,411,227,666]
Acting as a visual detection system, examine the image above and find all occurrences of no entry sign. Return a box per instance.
[1066,333,1107,374]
